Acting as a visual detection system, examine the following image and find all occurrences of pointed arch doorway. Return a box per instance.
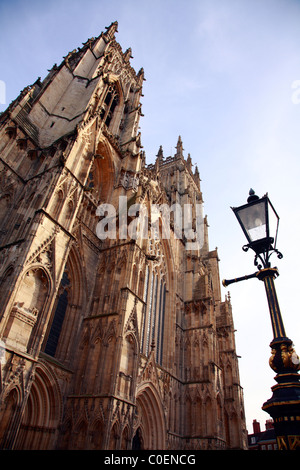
[14,364,62,450]
[134,384,166,450]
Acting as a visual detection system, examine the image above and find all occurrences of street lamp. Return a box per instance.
[223,189,300,451]
[232,188,281,269]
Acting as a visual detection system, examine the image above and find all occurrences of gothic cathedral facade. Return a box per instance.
[0,23,247,450]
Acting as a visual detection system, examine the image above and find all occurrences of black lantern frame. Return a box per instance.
[231,189,282,269]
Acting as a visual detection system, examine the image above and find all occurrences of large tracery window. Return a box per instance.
[141,250,167,366]
[156,280,166,365]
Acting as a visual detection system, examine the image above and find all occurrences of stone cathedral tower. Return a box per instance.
[0,22,247,450]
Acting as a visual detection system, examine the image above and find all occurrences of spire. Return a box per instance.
[187,153,192,170]
[175,136,184,160]
[156,145,164,165]
[124,47,133,62]
[194,165,200,188]
[104,21,118,41]
[137,68,145,84]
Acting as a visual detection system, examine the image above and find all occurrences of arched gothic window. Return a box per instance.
[156,280,166,365]
[44,270,70,357]
[100,85,119,128]
[132,427,144,450]
[140,265,166,366]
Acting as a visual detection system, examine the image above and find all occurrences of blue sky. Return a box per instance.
[1,0,300,433]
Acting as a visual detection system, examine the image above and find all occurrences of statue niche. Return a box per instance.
[3,268,49,353]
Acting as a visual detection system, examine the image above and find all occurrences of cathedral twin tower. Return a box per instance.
[0,22,247,450]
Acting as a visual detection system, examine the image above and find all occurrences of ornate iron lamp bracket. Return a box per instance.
[242,242,283,270]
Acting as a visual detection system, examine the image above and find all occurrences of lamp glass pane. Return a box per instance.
[236,200,267,242]
[267,201,279,247]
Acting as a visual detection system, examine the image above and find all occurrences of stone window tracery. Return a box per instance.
[100,85,119,128]
[44,270,71,357]
[141,240,167,365]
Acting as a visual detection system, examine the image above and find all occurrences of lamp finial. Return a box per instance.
[247,188,259,203]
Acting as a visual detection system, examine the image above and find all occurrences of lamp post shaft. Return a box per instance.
[255,269,300,450]
[256,268,287,343]
[263,275,286,340]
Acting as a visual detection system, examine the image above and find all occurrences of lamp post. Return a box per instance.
[223,189,300,450]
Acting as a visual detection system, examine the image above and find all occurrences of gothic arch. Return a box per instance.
[58,416,72,450]
[51,188,64,221]
[131,264,138,292]
[89,417,105,450]
[14,265,52,312]
[140,236,169,362]
[109,421,120,450]
[131,426,142,449]
[62,199,74,230]
[227,411,240,449]
[93,137,115,202]
[104,78,125,134]
[216,393,224,439]
[100,321,117,395]
[15,363,62,450]
[74,325,90,394]
[121,425,130,450]
[73,419,88,450]
[204,395,213,436]
[135,383,166,450]
[43,244,86,365]
[225,363,233,386]
[195,394,203,436]
[138,270,144,298]
[185,393,193,436]
[0,387,21,449]
[3,265,52,356]
[160,220,175,286]
[118,332,138,400]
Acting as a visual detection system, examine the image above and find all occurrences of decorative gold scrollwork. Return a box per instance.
[269,343,300,372]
